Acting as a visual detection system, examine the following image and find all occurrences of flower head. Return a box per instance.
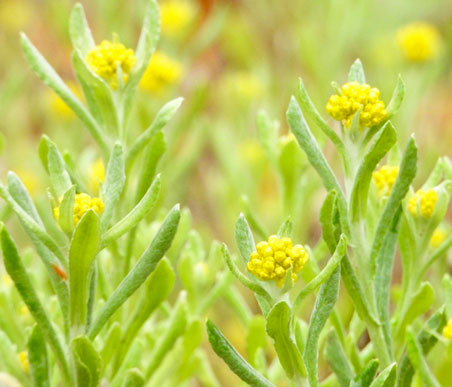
[160,0,194,38]
[53,193,104,225]
[247,235,309,286]
[372,165,399,196]
[407,189,438,218]
[139,51,182,94]
[86,40,136,89]
[397,22,440,62]
[443,318,452,339]
[430,228,447,248]
[18,351,29,373]
[326,82,387,129]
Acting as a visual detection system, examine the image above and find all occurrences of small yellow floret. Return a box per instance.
[326,82,387,129]
[430,228,447,248]
[139,51,183,94]
[53,193,104,225]
[247,235,308,286]
[397,22,440,62]
[160,0,194,38]
[86,40,136,89]
[18,351,29,373]
[407,189,438,218]
[373,165,399,196]
[443,319,452,339]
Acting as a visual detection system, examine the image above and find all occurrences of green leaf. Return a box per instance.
[71,335,102,387]
[287,96,349,236]
[294,235,346,312]
[386,75,405,119]
[89,205,180,339]
[247,316,267,368]
[442,274,452,317]
[256,110,279,167]
[69,3,95,56]
[101,175,161,248]
[145,294,188,378]
[0,332,26,384]
[304,266,341,387]
[45,136,73,198]
[374,207,402,356]
[206,320,276,387]
[266,300,305,379]
[235,214,256,264]
[121,369,145,387]
[397,282,435,337]
[0,226,70,379]
[126,97,183,170]
[122,0,160,126]
[100,322,121,372]
[324,330,354,387]
[348,59,366,83]
[405,327,440,387]
[370,137,417,274]
[28,326,50,387]
[101,143,125,230]
[397,309,446,386]
[319,190,338,252]
[350,359,379,387]
[58,185,76,234]
[69,210,100,335]
[115,258,175,370]
[350,122,397,222]
[72,49,120,137]
[369,363,396,387]
[20,34,108,155]
[296,79,345,157]
[277,216,293,238]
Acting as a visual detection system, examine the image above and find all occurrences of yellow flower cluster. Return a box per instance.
[407,189,438,218]
[326,82,387,129]
[160,0,194,38]
[430,228,446,248]
[18,351,29,373]
[54,193,104,225]
[397,22,440,62]
[247,235,309,286]
[86,40,136,89]
[443,318,452,339]
[372,165,399,196]
[139,51,182,94]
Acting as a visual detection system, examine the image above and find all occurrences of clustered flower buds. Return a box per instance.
[326,82,387,129]
[407,189,438,218]
[139,51,182,93]
[86,40,136,89]
[443,318,452,339]
[247,235,309,286]
[397,22,440,63]
[54,193,104,225]
[372,165,399,196]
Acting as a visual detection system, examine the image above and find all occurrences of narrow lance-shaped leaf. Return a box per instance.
[28,326,51,387]
[126,97,183,170]
[287,96,350,236]
[324,330,354,387]
[386,75,405,119]
[101,174,161,248]
[277,216,293,238]
[121,369,145,387]
[69,210,100,336]
[101,143,125,230]
[234,213,256,264]
[20,34,108,155]
[349,122,397,222]
[350,359,379,387]
[266,300,305,379]
[348,59,366,83]
[71,335,102,387]
[0,226,70,379]
[58,185,76,234]
[370,136,417,275]
[45,136,73,198]
[206,320,276,387]
[88,205,180,339]
[304,266,341,387]
[69,3,95,56]
[369,363,396,387]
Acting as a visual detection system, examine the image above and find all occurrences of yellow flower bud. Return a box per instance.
[408,189,438,218]
[372,165,399,196]
[397,22,440,63]
[54,193,105,225]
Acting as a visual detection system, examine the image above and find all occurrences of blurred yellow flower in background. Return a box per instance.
[46,81,82,119]
[139,51,183,94]
[430,228,447,248]
[86,40,136,89]
[160,0,195,39]
[221,71,264,101]
[18,352,29,374]
[397,22,440,62]
[88,158,106,193]
[0,0,31,32]
[15,169,41,196]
